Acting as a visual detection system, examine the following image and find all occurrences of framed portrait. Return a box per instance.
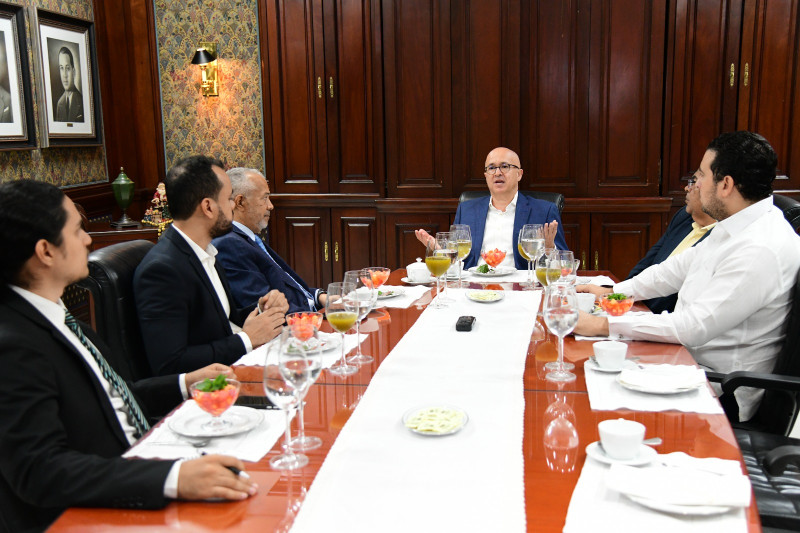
[0,2,35,149]
[35,10,102,146]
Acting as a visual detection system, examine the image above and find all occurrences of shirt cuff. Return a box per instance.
[178,374,188,399]
[164,460,182,499]
[238,331,253,352]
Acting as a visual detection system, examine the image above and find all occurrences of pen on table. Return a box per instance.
[200,451,251,480]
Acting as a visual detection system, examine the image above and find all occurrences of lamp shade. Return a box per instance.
[191,48,216,65]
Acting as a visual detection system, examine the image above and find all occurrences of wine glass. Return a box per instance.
[519,224,545,290]
[450,224,472,288]
[425,233,453,308]
[285,314,324,451]
[542,284,579,382]
[189,377,240,431]
[435,232,456,302]
[325,282,359,376]
[343,269,376,365]
[535,248,555,287]
[263,327,309,470]
[545,250,573,285]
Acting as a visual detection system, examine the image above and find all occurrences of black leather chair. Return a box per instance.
[77,240,155,382]
[774,194,800,233]
[458,190,565,214]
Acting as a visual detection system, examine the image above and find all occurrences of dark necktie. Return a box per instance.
[253,236,315,308]
[64,311,150,438]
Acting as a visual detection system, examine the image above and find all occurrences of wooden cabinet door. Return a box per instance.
[268,207,331,288]
[560,212,591,268]
[381,210,453,270]
[590,212,663,279]
[331,208,379,281]
[586,0,666,198]
[737,0,800,189]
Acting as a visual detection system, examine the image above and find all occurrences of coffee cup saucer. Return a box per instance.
[585,441,657,466]
[584,358,639,374]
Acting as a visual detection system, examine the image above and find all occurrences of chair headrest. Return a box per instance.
[774,194,800,234]
[458,190,565,214]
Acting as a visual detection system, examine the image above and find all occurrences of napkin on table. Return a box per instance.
[617,364,707,391]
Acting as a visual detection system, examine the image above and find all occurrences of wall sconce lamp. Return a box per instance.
[191,42,218,97]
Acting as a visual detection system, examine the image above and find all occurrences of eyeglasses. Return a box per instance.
[685,177,697,188]
[484,163,521,175]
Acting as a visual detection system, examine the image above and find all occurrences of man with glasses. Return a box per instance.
[415,146,567,269]
[624,175,717,313]
[576,131,800,421]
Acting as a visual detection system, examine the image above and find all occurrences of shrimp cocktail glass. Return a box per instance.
[190,375,241,431]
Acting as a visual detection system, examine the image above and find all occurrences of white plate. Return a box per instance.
[467,266,517,277]
[616,373,705,395]
[584,358,639,374]
[401,276,435,285]
[377,287,405,299]
[585,441,657,466]
[286,332,341,353]
[402,405,468,436]
[168,405,264,438]
[466,290,505,303]
[625,494,733,517]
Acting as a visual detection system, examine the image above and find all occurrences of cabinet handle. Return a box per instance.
[316,77,322,99]
[581,251,586,269]
[324,241,329,261]
[743,62,750,87]
[594,251,599,270]
[329,76,334,99]
[334,241,339,262]
[729,63,735,87]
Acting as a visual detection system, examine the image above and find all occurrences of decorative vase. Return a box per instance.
[110,167,138,228]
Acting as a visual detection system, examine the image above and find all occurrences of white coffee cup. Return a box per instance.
[576,293,596,313]
[593,340,628,370]
[406,259,431,282]
[597,418,645,460]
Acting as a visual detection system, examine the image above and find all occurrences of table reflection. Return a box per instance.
[543,389,580,473]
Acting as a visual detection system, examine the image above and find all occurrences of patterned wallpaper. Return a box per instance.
[0,0,107,187]
[153,0,265,171]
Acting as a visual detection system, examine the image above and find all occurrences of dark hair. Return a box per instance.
[165,155,226,220]
[0,180,67,285]
[706,131,777,201]
[58,47,74,68]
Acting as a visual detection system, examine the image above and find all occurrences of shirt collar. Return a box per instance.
[489,192,518,213]
[716,196,773,237]
[691,221,717,232]
[232,220,258,241]
[172,225,218,262]
[10,285,66,325]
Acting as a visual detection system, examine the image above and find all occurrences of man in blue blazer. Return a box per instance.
[626,177,716,313]
[416,147,567,270]
[134,156,288,375]
[214,168,327,315]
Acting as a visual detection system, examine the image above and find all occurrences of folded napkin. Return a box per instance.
[577,275,616,286]
[124,401,288,461]
[618,364,707,392]
[375,285,430,309]
[233,332,367,367]
[606,460,751,508]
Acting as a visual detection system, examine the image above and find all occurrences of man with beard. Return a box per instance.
[575,131,800,420]
[213,168,327,314]
[134,156,287,375]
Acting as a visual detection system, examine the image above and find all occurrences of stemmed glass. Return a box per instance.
[425,233,454,308]
[363,267,390,290]
[343,269,377,365]
[189,378,240,431]
[285,313,323,451]
[542,284,579,382]
[325,282,359,376]
[263,327,309,470]
[450,224,472,288]
[436,232,456,302]
[547,250,575,285]
[536,248,555,287]
[519,224,545,290]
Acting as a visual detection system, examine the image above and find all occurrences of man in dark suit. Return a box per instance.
[213,168,327,314]
[54,47,83,122]
[134,156,287,376]
[0,180,257,533]
[415,147,567,270]
[625,177,716,313]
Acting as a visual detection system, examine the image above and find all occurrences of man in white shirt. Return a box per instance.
[576,131,800,420]
[0,180,258,532]
[415,147,567,269]
[134,156,288,375]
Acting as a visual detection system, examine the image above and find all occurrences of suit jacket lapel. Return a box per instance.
[470,197,490,263]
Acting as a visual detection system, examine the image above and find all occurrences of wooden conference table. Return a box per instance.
[50,270,762,532]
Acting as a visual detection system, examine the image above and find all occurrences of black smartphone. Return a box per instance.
[234,395,279,410]
[456,315,476,331]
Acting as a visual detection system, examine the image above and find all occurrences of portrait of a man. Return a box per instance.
[51,43,83,122]
[0,33,12,123]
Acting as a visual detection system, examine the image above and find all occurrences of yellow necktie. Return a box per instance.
[668,222,715,258]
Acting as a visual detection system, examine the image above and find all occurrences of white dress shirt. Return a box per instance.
[10,285,184,498]
[610,197,800,420]
[172,225,252,351]
[480,192,518,269]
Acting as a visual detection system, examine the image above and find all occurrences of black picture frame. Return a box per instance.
[0,2,35,150]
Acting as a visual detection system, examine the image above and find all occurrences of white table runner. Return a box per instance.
[290,289,541,533]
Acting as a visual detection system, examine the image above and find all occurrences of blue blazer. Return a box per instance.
[454,193,568,269]
[213,225,320,315]
[133,226,253,375]
[626,208,713,314]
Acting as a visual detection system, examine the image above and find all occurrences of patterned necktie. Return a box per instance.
[64,311,150,438]
[254,236,315,308]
